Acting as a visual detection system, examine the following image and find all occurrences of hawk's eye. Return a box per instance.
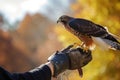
[60,18,64,21]
[60,17,63,20]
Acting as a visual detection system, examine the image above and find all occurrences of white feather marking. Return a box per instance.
[89,43,96,50]
[92,37,111,50]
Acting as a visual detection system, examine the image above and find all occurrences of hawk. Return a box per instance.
[57,15,120,51]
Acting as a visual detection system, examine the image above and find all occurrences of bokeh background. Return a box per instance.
[0,0,120,80]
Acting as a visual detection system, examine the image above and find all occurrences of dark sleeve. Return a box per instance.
[0,64,52,80]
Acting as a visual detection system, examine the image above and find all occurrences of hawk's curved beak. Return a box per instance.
[57,19,60,23]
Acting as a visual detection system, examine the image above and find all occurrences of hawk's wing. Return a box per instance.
[68,19,107,37]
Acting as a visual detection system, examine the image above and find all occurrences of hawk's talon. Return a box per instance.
[80,42,85,48]
[82,47,90,53]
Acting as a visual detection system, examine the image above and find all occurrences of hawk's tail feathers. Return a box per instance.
[102,39,120,50]
[92,37,120,51]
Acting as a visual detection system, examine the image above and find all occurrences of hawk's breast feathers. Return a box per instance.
[68,19,107,37]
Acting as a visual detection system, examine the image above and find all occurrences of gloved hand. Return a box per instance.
[48,45,92,77]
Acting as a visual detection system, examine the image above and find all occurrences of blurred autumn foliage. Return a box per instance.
[55,0,120,80]
[0,13,62,73]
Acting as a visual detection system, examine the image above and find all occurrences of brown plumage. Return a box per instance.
[57,15,120,50]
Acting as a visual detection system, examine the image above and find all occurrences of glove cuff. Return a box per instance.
[48,51,69,77]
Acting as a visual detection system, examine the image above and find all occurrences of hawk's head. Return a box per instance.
[57,15,73,25]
